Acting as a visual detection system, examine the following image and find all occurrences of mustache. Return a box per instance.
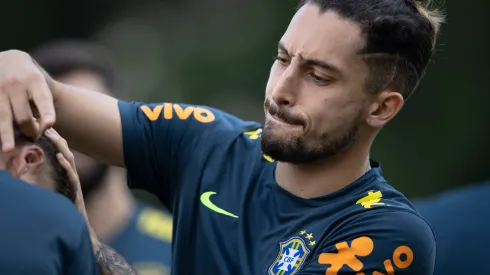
[265,99,305,126]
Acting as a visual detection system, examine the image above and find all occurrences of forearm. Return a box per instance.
[93,241,137,275]
[50,81,125,167]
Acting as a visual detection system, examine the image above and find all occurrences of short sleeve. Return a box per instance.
[118,101,261,207]
[299,211,436,275]
[67,226,100,275]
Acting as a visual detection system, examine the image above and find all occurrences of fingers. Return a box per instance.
[11,87,38,139]
[0,51,56,147]
[44,128,75,168]
[56,153,79,188]
[47,128,80,196]
[27,77,55,135]
[56,152,88,218]
[0,92,14,152]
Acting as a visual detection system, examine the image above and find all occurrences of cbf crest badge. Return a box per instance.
[268,236,311,275]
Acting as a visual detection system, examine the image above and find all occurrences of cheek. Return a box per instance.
[266,64,282,96]
[310,95,363,132]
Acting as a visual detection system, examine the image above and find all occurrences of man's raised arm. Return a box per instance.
[50,81,124,166]
[0,50,124,166]
[0,49,261,207]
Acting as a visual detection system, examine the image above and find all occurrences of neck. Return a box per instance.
[85,167,135,241]
[275,140,372,199]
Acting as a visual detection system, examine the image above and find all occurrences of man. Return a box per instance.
[31,40,172,275]
[414,181,490,274]
[43,127,137,275]
[0,126,135,275]
[0,0,444,274]
[0,133,98,274]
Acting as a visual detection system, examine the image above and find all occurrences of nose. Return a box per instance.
[271,66,299,108]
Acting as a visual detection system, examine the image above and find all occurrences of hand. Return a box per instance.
[44,128,101,251]
[0,50,55,152]
[44,128,86,216]
[45,128,136,275]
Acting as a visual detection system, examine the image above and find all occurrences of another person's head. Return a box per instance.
[0,127,74,201]
[262,0,444,164]
[31,40,116,197]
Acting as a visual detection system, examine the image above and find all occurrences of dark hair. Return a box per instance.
[298,0,444,99]
[13,128,75,202]
[30,40,116,93]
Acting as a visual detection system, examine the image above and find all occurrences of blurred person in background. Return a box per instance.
[0,0,443,274]
[32,40,172,275]
[0,126,136,274]
[414,180,490,274]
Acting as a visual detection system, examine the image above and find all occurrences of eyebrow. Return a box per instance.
[277,41,343,75]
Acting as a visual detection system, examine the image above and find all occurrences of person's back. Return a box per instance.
[414,180,490,274]
[0,169,99,275]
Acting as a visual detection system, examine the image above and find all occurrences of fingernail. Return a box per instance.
[2,143,13,153]
[56,154,64,162]
[44,114,55,124]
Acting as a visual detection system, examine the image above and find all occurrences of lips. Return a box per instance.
[264,98,304,127]
[268,112,303,127]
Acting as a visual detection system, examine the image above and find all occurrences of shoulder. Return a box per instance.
[346,208,435,246]
[29,188,87,234]
[0,173,82,218]
[26,186,83,221]
[313,210,435,274]
[335,165,423,223]
[0,174,87,241]
[340,177,434,247]
[330,177,435,246]
[313,167,436,272]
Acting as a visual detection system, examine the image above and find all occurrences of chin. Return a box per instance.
[261,122,349,164]
[261,126,303,163]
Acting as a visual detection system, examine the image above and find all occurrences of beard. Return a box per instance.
[79,164,110,199]
[261,99,361,164]
[261,121,360,164]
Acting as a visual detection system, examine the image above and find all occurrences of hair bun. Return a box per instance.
[410,0,445,42]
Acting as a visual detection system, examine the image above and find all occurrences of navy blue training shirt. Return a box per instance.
[0,170,99,275]
[119,101,436,275]
[415,180,490,275]
[108,203,172,275]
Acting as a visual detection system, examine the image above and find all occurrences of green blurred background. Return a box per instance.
[1,0,488,200]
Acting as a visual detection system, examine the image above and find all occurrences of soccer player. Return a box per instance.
[0,0,444,274]
[41,127,137,275]
[0,133,98,275]
[414,180,490,274]
[32,40,172,275]
[0,127,135,274]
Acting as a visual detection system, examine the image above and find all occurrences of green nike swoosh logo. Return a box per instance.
[200,191,239,219]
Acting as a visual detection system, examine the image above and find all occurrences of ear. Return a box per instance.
[365,90,404,128]
[7,145,45,178]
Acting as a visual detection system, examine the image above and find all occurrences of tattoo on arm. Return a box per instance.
[94,242,137,275]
